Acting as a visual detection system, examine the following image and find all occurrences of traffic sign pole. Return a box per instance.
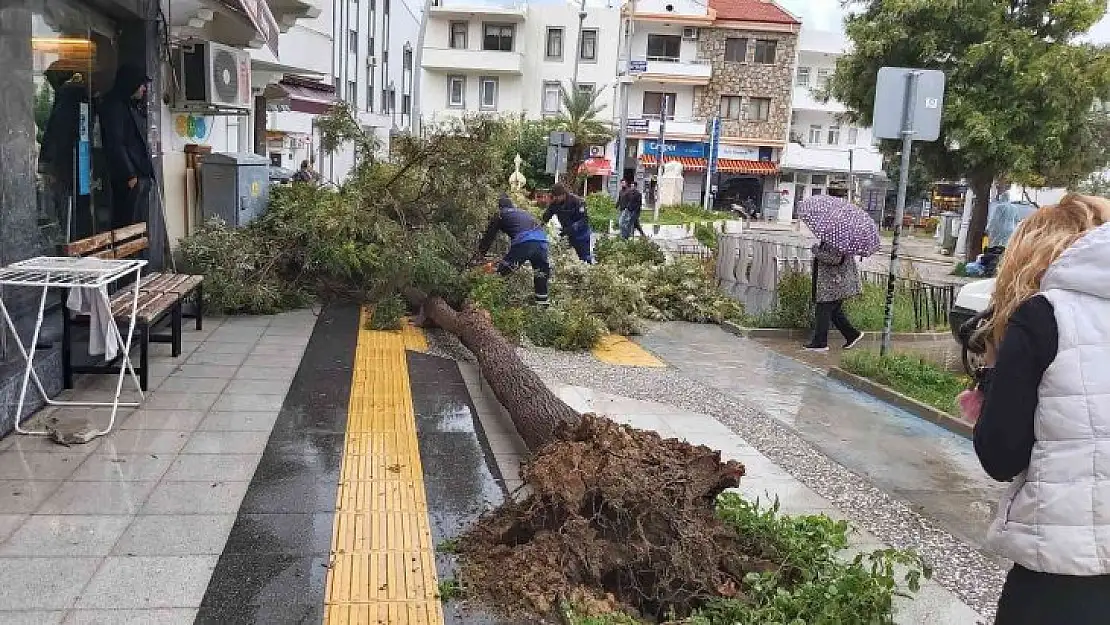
[881,71,919,356]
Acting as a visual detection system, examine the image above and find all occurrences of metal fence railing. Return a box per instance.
[861,271,956,332]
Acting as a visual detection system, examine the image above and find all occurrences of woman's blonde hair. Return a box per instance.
[981,193,1110,346]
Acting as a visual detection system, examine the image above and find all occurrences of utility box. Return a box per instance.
[199,152,270,227]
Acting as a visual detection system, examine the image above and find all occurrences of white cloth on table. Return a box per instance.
[66,286,119,361]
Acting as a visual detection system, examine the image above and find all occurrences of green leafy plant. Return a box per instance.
[687,494,930,625]
[525,300,607,350]
[436,538,460,554]
[693,222,719,251]
[437,578,464,601]
[368,294,406,330]
[595,236,666,266]
[750,272,918,333]
[841,351,969,415]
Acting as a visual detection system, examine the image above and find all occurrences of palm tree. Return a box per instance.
[552,83,613,190]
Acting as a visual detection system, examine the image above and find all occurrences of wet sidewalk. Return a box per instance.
[637,323,1001,548]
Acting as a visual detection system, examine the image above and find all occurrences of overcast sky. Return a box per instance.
[777,0,1110,41]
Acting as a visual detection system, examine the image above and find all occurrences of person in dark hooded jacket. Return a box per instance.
[99,64,154,228]
[541,183,593,263]
[476,194,551,306]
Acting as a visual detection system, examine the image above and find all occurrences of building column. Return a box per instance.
[254,96,267,157]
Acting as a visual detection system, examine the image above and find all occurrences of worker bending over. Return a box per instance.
[476,194,551,306]
[541,183,593,263]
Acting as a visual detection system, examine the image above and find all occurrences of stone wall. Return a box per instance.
[695,28,796,144]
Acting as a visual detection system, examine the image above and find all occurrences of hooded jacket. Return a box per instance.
[39,67,89,186]
[477,195,548,256]
[541,193,590,239]
[985,222,1110,575]
[98,64,154,182]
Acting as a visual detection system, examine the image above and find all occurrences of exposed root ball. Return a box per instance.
[457,414,766,620]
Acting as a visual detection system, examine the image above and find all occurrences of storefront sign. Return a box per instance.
[643,140,705,159]
[716,144,760,160]
[77,102,90,196]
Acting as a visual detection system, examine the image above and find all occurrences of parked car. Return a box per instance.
[949,278,995,374]
[269,166,294,185]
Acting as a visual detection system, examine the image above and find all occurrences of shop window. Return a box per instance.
[811,174,828,185]
[725,38,748,63]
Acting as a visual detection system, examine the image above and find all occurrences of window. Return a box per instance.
[542,81,562,114]
[382,88,389,112]
[403,48,413,70]
[642,91,676,119]
[402,94,411,114]
[724,38,747,63]
[449,22,467,49]
[546,27,564,59]
[753,40,777,64]
[646,34,681,60]
[808,124,823,145]
[347,80,357,108]
[796,67,810,87]
[719,95,743,120]
[348,30,358,54]
[483,23,514,52]
[366,67,375,112]
[578,83,595,96]
[780,172,795,183]
[745,97,771,122]
[580,29,598,61]
[816,68,830,88]
[388,88,396,113]
[383,0,389,13]
[847,126,859,145]
[827,125,841,145]
[448,75,465,108]
[811,174,828,185]
[479,76,498,110]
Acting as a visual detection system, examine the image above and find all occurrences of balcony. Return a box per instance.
[428,3,527,22]
[626,116,708,138]
[634,57,712,85]
[792,86,846,113]
[422,48,524,75]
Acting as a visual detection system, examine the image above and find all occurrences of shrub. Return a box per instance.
[693,222,719,251]
[525,301,607,350]
[645,258,745,324]
[368,294,406,330]
[750,272,917,333]
[595,236,666,266]
[841,350,968,415]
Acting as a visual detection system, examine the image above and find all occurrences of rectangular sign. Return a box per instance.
[77,102,90,196]
[545,145,568,174]
[873,67,946,142]
[715,143,761,161]
[626,118,649,133]
[707,116,721,177]
[629,60,648,74]
[643,140,705,159]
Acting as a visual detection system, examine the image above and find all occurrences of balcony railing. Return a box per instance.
[634,57,713,83]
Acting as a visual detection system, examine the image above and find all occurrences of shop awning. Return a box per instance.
[579,157,612,176]
[265,78,338,114]
[639,156,779,175]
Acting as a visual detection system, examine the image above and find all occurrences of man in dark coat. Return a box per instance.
[476,194,552,306]
[99,64,154,229]
[541,183,593,263]
[619,180,646,239]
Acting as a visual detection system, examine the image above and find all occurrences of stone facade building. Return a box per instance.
[695,26,797,145]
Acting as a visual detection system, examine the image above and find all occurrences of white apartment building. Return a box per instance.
[419,0,621,127]
[778,28,884,217]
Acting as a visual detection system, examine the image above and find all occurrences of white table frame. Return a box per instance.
[0,257,147,436]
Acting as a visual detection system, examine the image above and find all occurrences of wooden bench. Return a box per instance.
[61,223,205,390]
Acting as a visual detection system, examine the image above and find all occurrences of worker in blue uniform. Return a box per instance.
[476,194,551,306]
[541,183,593,263]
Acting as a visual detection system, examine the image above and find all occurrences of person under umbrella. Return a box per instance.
[797,196,881,352]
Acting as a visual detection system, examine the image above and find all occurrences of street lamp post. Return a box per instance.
[571,0,587,88]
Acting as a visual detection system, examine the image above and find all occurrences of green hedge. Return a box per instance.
[749,271,917,333]
[840,351,968,415]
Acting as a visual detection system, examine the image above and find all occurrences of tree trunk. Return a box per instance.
[406,289,581,451]
[966,176,993,259]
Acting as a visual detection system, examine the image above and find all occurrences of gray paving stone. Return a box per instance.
[74,555,217,609]
[0,611,65,625]
[153,376,229,394]
[180,431,269,456]
[183,351,248,367]
[192,341,255,354]
[0,480,63,513]
[172,365,239,379]
[0,515,131,557]
[163,454,262,482]
[112,514,236,556]
[0,451,86,481]
[141,393,219,412]
[140,481,250,515]
[0,435,102,455]
[36,480,156,515]
[241,354,304,369]
[62,609,198,625]
[0,514,27,541]
[232,366,298,380]
[69,454,174,482]
[222,379,290,396]
[0,557,100,609]
[195,411,280,432]
[119,410,208,432]
[210,393,284,413]
[93,430,190,456]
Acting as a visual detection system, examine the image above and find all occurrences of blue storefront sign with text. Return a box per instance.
[643,140,705,159]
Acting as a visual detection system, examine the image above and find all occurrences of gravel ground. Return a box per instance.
[425,328,1004,621]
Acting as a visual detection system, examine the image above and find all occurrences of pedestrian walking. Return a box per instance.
[619,180,647,240]
[803,241,864,352]
[961,194,1110,625]
[99,64,155,229]
[291,159,316,183]
[542,183,593,263]
[475,194,551,306]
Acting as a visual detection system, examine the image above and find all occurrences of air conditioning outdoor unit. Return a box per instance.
[588,145,606,157]
[682,27,699,40]
[178,41,252,111]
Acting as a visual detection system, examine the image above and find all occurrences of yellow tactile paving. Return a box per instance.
[324,310,443,625]
[591,334,666,368]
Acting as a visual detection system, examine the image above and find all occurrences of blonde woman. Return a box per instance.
[971,194,1110,623]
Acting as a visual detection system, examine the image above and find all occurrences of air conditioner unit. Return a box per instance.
[178,41,252,111]
[682,27,699,40]
[588,145,606,157]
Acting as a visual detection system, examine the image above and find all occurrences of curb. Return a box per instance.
[721,321,952,343]
[827,367,973,439]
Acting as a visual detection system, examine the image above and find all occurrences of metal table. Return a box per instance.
[0,256,147,436]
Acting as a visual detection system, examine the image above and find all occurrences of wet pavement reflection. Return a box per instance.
[639,323,1004,548]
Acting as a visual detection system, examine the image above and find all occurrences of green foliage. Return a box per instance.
[466,270,533,342]
[688,494,930,625]
[950,262,968,277]
[437,579,464,601]
[498,116,558,190]
[645,259,744,324]
[751,272,917,333]
[844,282,917,334]
[552,84,614,189]
[585,192,618,231]
[841,351,969,415]
[693,222,719,251]
[436,538,460,554]
[368,294,406,330]
[595,236,666,266]
[525,301,607,351]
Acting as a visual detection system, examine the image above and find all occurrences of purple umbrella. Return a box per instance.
[798,195,881,257]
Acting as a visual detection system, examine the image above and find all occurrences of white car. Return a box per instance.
[949,278,995,373]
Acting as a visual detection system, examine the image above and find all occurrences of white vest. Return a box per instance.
[985,223,1110,575]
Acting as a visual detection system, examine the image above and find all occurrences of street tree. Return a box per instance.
[829,0,1110,257]
[552,83,613,189]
